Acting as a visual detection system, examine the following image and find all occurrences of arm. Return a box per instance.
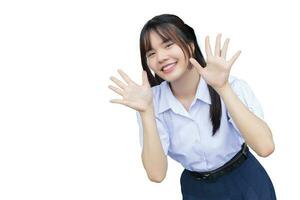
[189,34,275,157]
[216,82,275,157]
[108,69,167,181]
[140,103,168,183]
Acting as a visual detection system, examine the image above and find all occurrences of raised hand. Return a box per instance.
[189,33,241,91]
[108,69,153,112]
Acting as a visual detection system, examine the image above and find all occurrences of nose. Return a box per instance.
[156,50,169,63]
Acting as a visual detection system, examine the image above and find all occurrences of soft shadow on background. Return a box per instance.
[0,0,299,199]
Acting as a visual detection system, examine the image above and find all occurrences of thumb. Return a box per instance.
[142,70,150,86]
[189,58,204,76]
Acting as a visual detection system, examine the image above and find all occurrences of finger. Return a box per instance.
[142,70,150,86]
[109,76,126,89]
[221,38,230,59]
[109,99,125,105]
[228,50,241,67]
[117,69,135,85]
[189,58,205,75]
[108,85,124,96]
[109,99,134,109]
[215,33,222,57]
[205,36,213,58]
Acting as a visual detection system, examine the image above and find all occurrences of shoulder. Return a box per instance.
[227,75,264,119]
[228,75,254,99]
[150,81,168,112]
[151,82,162,97]
[151,81,166,96]
[228,75,249,89]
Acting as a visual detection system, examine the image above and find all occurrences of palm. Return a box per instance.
[202,55,230,88]
[108,69,153,112]
[122,83,152,111]
[190,33,241,90]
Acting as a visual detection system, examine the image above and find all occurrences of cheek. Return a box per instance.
[147,59,158,71]
[173,47,186,59]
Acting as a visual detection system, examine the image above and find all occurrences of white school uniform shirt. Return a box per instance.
[136,75,264,172]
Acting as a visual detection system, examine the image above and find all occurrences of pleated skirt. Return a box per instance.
[180,150,276,200]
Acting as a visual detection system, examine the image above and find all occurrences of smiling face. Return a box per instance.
[145,30,194,82]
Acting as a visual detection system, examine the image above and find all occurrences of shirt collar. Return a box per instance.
[158,75,211,114]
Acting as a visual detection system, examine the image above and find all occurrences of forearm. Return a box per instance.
[216,83,275,157]
[140,104,168,182]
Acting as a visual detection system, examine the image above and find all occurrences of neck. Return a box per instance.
[168,66,200,100]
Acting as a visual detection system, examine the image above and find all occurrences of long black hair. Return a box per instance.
[139,14,222,136]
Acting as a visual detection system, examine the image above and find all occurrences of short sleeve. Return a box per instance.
[227,79,264,133]
[135,111,170,156]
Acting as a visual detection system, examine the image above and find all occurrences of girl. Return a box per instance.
[108,14,276,199]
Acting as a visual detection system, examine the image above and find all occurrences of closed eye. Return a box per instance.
[166,43,173,47]
[146,42,174,57]
[147,52,155,57]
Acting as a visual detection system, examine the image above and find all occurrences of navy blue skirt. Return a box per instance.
[180,150,276,200]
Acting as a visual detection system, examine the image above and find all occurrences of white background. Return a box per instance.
[0,0,299,199]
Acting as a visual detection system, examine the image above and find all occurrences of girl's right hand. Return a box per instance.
[108,69,153,112]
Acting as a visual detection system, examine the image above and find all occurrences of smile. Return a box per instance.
[162,62,177,74]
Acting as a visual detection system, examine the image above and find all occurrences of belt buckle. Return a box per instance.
[197,172,211,180]
[242,144,248,157]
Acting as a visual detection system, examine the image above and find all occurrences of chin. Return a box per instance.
[162,70,184,82]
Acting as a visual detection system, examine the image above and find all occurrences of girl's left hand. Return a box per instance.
[189,33,241,92]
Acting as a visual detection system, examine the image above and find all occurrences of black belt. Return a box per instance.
[187,143,249,181]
